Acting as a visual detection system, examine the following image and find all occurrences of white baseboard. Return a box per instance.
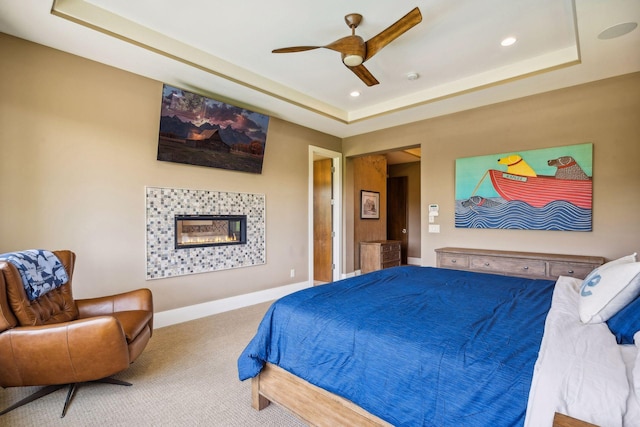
[342,270,361,279]
[154,280,311,329]
[407,257,422,266]
[156,264,421,329]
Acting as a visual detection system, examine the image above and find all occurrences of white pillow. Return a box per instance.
[579,253,640,323]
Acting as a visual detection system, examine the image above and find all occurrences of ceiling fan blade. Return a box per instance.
[364,7,422,61]
[272,46,322,54]
[324,35,365,56]
[347,64,379,87]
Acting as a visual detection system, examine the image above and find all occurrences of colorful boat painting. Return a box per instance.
[455,143,593,231]
[488,170,592,209]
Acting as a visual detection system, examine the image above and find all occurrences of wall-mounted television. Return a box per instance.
[157,84,270,174]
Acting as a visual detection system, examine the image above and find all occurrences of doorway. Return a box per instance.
[387,176,408,265]
[314,158,333,282]
[309,146,342,285]
[386,148,421,265]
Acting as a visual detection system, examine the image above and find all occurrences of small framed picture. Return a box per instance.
[360,190,380,219]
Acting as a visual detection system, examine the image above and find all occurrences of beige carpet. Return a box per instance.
[0,302,306,426]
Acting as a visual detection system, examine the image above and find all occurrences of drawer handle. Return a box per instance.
[523,266,529,270]
[451,259,457,263]
[568,269,574,274]
[484,262,490,267]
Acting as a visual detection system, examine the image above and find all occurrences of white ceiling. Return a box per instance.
[1,0,638,138]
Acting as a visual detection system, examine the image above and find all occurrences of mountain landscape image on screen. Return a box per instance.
[157,85,270,174]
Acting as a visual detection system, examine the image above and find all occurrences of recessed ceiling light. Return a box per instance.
[501,37,517,47]
[350,91,361,97]
[598,22,638,40]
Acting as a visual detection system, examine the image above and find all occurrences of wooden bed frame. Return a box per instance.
[252,364,598,426]
[252,363,391,426]
[251,249,605,427]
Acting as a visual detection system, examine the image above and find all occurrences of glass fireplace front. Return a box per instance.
[174,215,247,249]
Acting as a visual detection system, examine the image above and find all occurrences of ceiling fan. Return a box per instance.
[272,7,422,87]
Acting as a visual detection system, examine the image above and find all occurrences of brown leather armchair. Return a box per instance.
[0,250,153,417]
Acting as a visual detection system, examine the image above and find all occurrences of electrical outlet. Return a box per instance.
[290,269,295,278]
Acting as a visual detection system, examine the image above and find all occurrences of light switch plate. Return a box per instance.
[428,224,440,233]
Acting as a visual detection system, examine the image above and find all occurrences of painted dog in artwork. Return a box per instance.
[547,156,590,180]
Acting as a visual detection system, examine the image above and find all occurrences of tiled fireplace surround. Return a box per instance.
[145,187,266,279]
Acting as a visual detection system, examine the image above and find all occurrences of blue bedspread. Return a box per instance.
[238,266,555,426]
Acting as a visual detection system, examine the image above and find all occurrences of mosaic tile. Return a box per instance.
[145,186,266,279]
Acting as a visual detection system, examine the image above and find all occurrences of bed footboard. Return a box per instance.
[252,363,391,426]
[252,367,600,427]
[553,412,599,427]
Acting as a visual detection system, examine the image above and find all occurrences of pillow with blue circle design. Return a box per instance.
[578,253,640,324]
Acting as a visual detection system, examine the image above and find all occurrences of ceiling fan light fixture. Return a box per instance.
[501,37,517,47]
[343,54,364,67]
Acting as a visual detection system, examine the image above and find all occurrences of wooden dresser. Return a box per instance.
[360,240,401,274]
[435,247,604,280]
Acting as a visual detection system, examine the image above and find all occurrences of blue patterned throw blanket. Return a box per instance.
[0,249,69,300]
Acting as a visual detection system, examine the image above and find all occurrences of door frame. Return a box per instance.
[308,146,342,284]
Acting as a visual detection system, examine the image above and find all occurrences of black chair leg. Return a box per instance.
[0,384,66,416]
[60,383,77,418]
[93,377,132,387]
[1,377,132,418]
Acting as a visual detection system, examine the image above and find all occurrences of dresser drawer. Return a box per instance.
[548,262,596,280]
[382,250,400,262]
[470,256,546,277]
[382,243,401,253]
[382,260,401,269]
[438,253,470,269]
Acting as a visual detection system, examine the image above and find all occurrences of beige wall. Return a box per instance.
[0,34,341,312]
[3,33,639,313]
[343,72,640,269]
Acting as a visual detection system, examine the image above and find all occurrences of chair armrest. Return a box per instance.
[76,288,153,317]
[0,316,130,387]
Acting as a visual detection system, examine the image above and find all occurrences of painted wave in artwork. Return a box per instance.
[455,199,592,231]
